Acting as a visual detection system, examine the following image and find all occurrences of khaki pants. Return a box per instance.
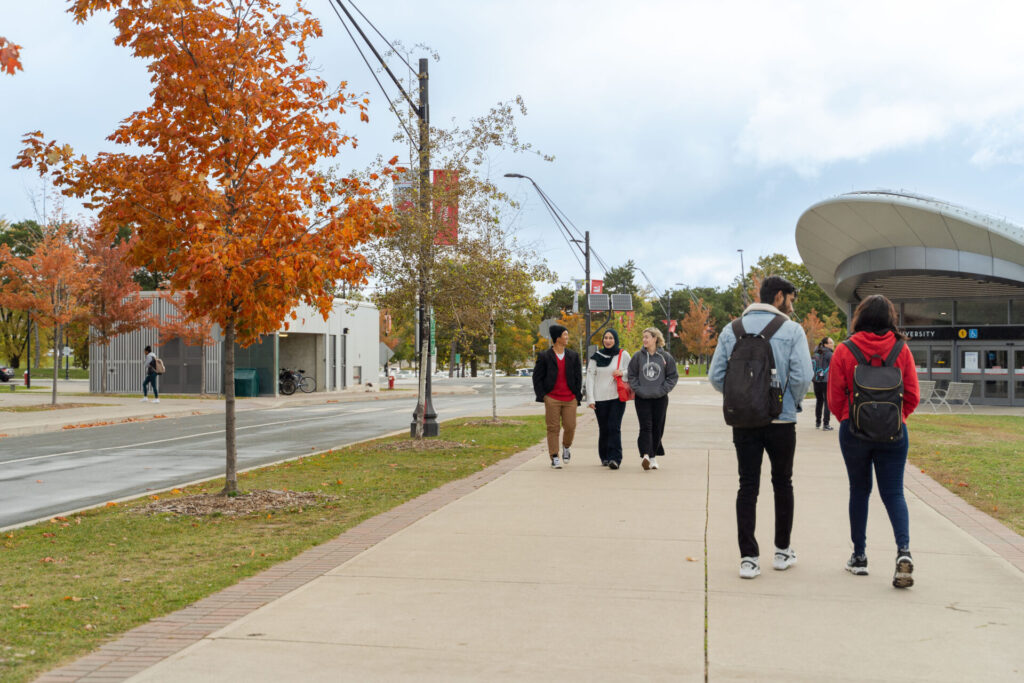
[544,395,577,456]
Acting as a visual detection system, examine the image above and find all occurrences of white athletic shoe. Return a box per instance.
[641,454,651,470]
[550,455,562,469]
[739,556,761,579]
[152,398,160,404]
[140,397,149,402]
[773,547,797,570]
[649,457,659,470]
[562,446,571,463]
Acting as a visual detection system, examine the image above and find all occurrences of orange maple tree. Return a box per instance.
[0,224,87,405]
[0,37,22,75]
[80,223,153,394]
[677,297,718,366]
[15,0,397,493]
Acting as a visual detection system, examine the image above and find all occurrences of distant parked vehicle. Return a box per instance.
[0,366,13,382]
[516,368,533,377]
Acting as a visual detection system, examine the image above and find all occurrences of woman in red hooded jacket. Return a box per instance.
[828,295,920,588]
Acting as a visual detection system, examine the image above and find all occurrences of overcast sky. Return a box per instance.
[5,1,1024,297]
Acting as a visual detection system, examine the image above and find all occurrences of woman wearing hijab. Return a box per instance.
[586,329,631,469]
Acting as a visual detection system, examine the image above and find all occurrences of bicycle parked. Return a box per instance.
[278,368,316,395]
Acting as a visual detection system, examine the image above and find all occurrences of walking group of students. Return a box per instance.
[534,276,921,590]
[533,323,678,472]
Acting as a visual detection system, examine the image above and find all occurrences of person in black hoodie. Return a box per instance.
[626,327,678,471]
[532,325,583,469]
[813,337,835,430]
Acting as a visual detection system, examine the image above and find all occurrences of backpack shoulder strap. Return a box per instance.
[730,318,746,338]
[884,340,906,366]
[760,314,787,341]
[843,339,869,365]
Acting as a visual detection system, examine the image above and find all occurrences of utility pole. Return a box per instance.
[584,230,591,357]
[412,57,438,438]
[738,249,749,306]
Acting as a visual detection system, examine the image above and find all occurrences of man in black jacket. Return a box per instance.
[532,325,583,469]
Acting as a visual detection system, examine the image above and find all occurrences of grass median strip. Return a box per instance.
[907,414,1024,535]
[0,415,545,683]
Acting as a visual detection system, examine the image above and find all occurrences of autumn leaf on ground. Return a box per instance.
[12,604,29,610]
[104,501,117,507]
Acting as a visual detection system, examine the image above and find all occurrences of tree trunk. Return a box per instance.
[51,324,60,406]
[101,342,108,394]
[222,320,238,495]
[200,342,207,396]
[34,323,40,369]
[490,318,497,422]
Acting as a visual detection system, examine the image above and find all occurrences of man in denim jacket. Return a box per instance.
[709,275,812,580]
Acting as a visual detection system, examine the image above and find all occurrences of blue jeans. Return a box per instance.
[142,371,159,399]
[838,420,910,554]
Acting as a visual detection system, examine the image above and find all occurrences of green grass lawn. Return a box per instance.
[0,415,546,683]
[907,414,1024,536]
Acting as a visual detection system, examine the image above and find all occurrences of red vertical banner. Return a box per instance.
[432,169,459,245]
[590,279,603,294]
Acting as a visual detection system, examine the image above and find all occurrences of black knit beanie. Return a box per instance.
[549,324,568,343]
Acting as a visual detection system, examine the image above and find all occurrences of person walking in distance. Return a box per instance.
[709,276,812,579]
[141,345,160,404]
[626,327,678,471]
[533,325,582,469]
[586,329,631,470]
[813,337,835,430]
[828,295,920,588]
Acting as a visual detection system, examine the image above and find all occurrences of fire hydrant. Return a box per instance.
[24,370,30,388]
[388,374,395,390]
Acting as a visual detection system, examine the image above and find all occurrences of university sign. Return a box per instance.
[903,325,1024,341]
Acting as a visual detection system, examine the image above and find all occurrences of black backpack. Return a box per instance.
[722,315,786,428]
[844,339,905,443]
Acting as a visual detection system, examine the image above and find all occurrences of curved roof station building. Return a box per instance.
[796,190,1024,406]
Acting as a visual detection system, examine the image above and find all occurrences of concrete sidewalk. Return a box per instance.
[40,381,1024,682]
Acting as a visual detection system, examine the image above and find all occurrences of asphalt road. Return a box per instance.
[0,378,538,529]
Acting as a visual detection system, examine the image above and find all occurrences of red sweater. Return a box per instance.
[548,353,576,402]
[827,331,920,423]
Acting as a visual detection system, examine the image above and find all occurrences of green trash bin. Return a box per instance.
[234,368,260,397]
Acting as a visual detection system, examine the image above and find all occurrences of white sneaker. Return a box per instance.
[561,446,571,463]
[551,455,562,469]
[739,556,760,579]
[649,457,659,470]
[641,454,651,470]
[152,398,160,404]
[773,547,797,570]
[140,397,149,402]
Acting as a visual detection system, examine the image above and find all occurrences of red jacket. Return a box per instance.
[827,331,920,423]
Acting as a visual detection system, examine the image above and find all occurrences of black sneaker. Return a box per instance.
[608,461,619,470]
[822,425,834,431]
[601,460,610,467]
[815,422,820,429]
[562,446,571,464]
[845,553,868,575]
[893,550,914,588]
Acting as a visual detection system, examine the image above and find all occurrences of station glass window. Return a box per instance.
[903,301,952,326]
[955,300,1008,325]
[1012,300,1024,324]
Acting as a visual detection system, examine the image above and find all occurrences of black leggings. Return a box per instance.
[634,395,668,457]
[813,382,830,427]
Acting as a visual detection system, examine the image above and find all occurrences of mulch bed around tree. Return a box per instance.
[134,490,334,517]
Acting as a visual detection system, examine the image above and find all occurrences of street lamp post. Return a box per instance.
[504,173,592,355]
[738,249,749,306]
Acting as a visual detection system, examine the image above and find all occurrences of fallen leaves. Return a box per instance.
[12,604,29,610]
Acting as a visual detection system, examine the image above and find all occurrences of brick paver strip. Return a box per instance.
[35,441,547,683]
[35,437,1024,682]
